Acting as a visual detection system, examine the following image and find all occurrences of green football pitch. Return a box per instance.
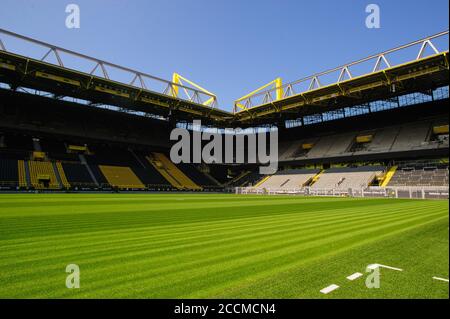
[0,194,448,299]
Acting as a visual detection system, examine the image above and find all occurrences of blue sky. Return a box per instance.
[0,0,448,111]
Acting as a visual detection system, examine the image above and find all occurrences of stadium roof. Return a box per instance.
[0,28,448,127]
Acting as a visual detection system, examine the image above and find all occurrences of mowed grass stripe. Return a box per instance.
[0,202,442,277]
[0,200,442,270]
[69,209,447,297]
[0,195,410,221]
[0,198,397,238]
[0,194,447,298]
[3,204,446,296]
[6,211,440,298]
[0,197,404,240]
[0,200,433,261]
[1,200,436,239]
[1,200,442,265]
[0,201,440,269]
[214,218,449,299]
[49,209,447,298]
[181,216,449,299]
[0,196,355,217]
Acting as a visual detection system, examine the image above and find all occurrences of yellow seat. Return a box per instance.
[99,165,145,189]
[147,153,201,190]
[28,161,60,189]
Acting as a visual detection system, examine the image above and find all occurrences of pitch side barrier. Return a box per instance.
[235,186,449,200]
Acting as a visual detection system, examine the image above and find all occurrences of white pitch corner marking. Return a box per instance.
[367,263,403,272]
[320,284,340,294]
[347,272,363,281]
[432,276,449,283]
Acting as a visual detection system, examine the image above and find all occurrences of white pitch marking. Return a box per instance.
[347,272,363,281]
[320,284,340,294]
[367,263,403,272]
[433,277,449,283]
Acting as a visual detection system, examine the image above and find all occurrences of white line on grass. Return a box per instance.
[346,272,363,281]
[367,263,403,272]
[432,277,449,283]
[320,284,340,294]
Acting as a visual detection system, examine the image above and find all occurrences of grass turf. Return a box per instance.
[0,194,448,299]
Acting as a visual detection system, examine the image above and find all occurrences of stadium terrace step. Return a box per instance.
[0,159,19,188]
[79,154,99,186]
[254,175,270,188]
[52,162,64,189]
[226,171,251,186]
[147,155,183,189]
[22,160,31,187]
[148,153,202,191]
[380,166,398,187]
[55,162,71,189]
[388,163,449,187]
[99,165,145,189]
[28,160,61,189]
[257,169,321,189]
[62,162,97,188]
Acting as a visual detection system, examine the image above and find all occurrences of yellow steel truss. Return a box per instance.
[172,73,217,107]
[234,78,283,113]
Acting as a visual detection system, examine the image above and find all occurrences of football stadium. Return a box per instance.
[0,2,449,301]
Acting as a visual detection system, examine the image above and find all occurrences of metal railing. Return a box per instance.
[235,186,449,200]
[1,28,448,115]
[234,30,449,112]
[0,181,19,188]
[0,28,218,108]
